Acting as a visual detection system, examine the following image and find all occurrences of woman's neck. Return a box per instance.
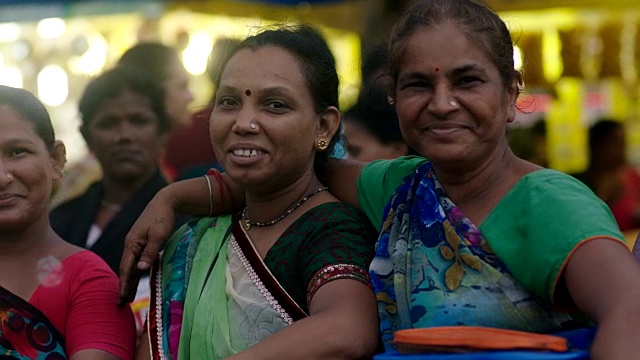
[0,220,60,261]
[243,172,323,224]
[434,146,537,224]
[101,173,154,206]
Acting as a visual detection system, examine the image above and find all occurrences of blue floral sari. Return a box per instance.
[370,162,574,350]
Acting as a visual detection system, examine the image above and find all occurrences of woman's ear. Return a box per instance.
[506,72,524,123]
[50,140,67,181]
[316,106,341,142]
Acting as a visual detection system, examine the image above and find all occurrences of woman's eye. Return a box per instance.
[94,117,116,130]
[9,148,27,157]
[457,76,481,86]
[401,81,429,90]
[131,115,155,126]
[266,100,289,111]
[219,97,237,107]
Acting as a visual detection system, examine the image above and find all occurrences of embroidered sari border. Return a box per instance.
[231,221,308,322]
[149,262,164,360]
[307,264,371,308]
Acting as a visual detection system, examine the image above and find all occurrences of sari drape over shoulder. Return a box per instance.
[369,162,576,350]
[150,215,305,360]
[149,203,375,360]
[148,203,375,360]
[0,285,66,359]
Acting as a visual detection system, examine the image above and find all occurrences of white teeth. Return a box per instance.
[233,149,262,157]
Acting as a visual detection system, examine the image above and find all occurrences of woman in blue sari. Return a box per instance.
[119,2,640,359]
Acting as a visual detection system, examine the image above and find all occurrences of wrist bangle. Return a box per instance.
[204,174,213,216]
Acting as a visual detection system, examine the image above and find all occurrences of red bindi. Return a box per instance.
[245,89,251,96]
[434,67,440,72]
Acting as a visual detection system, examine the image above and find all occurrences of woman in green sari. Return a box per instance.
[120,2,640,359]
[134,26,379,360]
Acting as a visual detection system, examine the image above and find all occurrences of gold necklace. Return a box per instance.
[241,187,328,231]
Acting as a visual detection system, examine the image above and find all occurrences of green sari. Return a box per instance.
[148,203,375,360]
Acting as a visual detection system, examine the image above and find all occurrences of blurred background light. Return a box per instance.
[67,34,108,76]
[182,31,212,76]
[0,23,20,42]
[514,45,524,71]
[37,65,68,106]
[0,66,24,88]
[37,17,66,39]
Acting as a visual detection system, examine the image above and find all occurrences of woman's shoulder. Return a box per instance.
[515,168,596,194]
[360,155,427,180]
[59,250,119,288]
[301,202,370,224]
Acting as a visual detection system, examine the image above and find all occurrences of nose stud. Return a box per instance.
[450,101,458,107]
[249,123,257,130]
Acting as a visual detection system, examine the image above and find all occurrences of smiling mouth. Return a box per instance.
[232,149,264,157]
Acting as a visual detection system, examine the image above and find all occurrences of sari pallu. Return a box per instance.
[149,215,307,360]
[370,162,575,350]
[0,285,66,359]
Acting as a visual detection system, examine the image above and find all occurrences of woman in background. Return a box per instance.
[0,85,135,359]
[574,118,640,232]
[49,66,178,333]
[343,85,412,162]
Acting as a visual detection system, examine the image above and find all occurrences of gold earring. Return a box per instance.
[387,94,395,105]
[315,138,329,151]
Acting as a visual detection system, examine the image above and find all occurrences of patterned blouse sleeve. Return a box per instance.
[299,204,377,308]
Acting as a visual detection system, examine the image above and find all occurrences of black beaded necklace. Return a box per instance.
[241,186,329,230]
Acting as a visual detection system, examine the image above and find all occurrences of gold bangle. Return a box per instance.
[204,174,213,216]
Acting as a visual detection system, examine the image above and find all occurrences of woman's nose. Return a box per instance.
[0,163,14,188]
[428,85,458,116]
[232,108,259,134]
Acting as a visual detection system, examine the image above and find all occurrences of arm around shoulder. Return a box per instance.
[324,158,366,210]
[563,238,640,360]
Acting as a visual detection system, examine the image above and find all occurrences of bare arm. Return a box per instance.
[119,172,244,305]
[324,158,367,210]
[563,239,640,360]
[70,349,122,360]
[135,329,151,360]
[226,279,378,360]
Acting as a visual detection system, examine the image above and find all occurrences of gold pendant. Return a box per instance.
[243,219,251,231]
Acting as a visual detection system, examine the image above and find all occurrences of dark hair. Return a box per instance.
[0,85,56,151]
[214,25,341,175]
[345,85,402,144]
[589,118,623,151]
[117,42,181,82]
[78,65,171,135]
[207,37,242,84]
[362,44,389,85]
[388,0,518,89]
